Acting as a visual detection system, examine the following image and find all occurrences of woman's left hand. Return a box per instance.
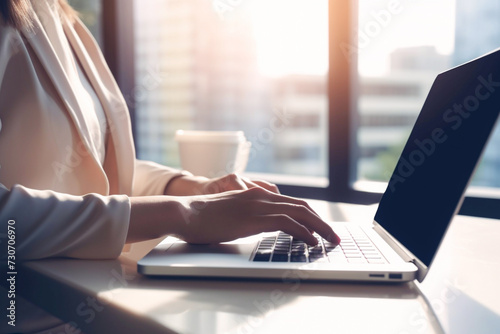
[165,173,280,196]
[200,173,279,194]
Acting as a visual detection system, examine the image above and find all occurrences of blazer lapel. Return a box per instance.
[20,14,109,194]
[61,15,135,195]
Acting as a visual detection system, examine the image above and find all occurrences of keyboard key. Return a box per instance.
[271,254,289,262]
[308,246,323,254]
[251,227,387,265]
[290,255,307,262]
[253,252,271,262]
[368,258,386,264]
[291,249,306,256]
[260,241,275,246]
[361,249,379,254]
[363,254,382,259]
[341,245,358,251]
[328,254,348,263]
[291,247,306,252]
[363,253,381,258]
[262,237,276,242]
[347,257,366,264]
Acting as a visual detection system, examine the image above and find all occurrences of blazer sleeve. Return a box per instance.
[132,159,192,196]
[0,183,130,261]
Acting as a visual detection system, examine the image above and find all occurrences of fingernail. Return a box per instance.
[329,233,341,246]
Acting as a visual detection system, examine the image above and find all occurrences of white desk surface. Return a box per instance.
[17,200,500,334]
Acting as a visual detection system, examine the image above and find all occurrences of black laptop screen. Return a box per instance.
[374,50,500,267]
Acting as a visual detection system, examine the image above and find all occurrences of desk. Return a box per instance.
[13,201,500,333]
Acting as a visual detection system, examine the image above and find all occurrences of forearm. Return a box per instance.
[163,175,210,196]
[127,196,189,243]
[0,184,129,260]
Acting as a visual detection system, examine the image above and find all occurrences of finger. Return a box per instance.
[254,202,340,245]
[240,188,328,229]
[204,174,248,193]
[244,188,320,218]
[243,178,280,194]
[241,178,279,195]
[223,174,248,190]
[255,214,318,245]
[240,178,261,189]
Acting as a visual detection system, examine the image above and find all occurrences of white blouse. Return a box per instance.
[32,0,108,164]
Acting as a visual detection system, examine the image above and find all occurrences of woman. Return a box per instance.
[0,1,340,332]
[0,0,339,260]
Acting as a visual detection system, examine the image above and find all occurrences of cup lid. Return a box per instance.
[175,130,246,143]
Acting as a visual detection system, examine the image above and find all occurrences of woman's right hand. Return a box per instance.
[177,187,340,246]
[127,187,340,246]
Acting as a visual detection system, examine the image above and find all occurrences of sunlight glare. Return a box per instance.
[249,0,329,77]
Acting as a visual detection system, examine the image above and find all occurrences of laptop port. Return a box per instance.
[389,273,403,279]
[369,274,385,278]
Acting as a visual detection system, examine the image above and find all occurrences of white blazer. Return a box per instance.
[0,3,185,260]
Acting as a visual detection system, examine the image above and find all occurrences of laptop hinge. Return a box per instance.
[373,220,428,282]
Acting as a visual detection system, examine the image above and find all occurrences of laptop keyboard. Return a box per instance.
[252,225,387,264]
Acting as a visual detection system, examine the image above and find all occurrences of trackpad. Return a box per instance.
[159,239,257,266]
[168,242,246,255]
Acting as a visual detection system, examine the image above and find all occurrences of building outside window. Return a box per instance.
[76,0,500,205]
[133,0,329,180]
[355,0,500,192]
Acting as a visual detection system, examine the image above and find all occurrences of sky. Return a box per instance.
[247,0,456,77]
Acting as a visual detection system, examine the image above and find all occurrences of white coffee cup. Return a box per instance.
[175,130,251,178]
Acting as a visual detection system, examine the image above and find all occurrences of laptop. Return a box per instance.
[138,48,500,283]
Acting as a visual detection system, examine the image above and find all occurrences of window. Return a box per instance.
[354,0,500,193]
[351,0,500,217]
[106,0,500,217]
[67,0,102,46]
[133,0,329,179]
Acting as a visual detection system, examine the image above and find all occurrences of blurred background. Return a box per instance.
[69,0,500,193]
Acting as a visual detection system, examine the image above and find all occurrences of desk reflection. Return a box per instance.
[16,256,443,334]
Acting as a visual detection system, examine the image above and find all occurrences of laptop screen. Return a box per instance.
[374,49,500,267]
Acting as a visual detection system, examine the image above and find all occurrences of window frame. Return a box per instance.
[102,0,137,140]
[104,0,500,219]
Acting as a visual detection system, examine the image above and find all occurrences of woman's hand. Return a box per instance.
[130,177,340,246]
[165,173,279,196]
[174,187,340,246]
[200,173,279,194]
